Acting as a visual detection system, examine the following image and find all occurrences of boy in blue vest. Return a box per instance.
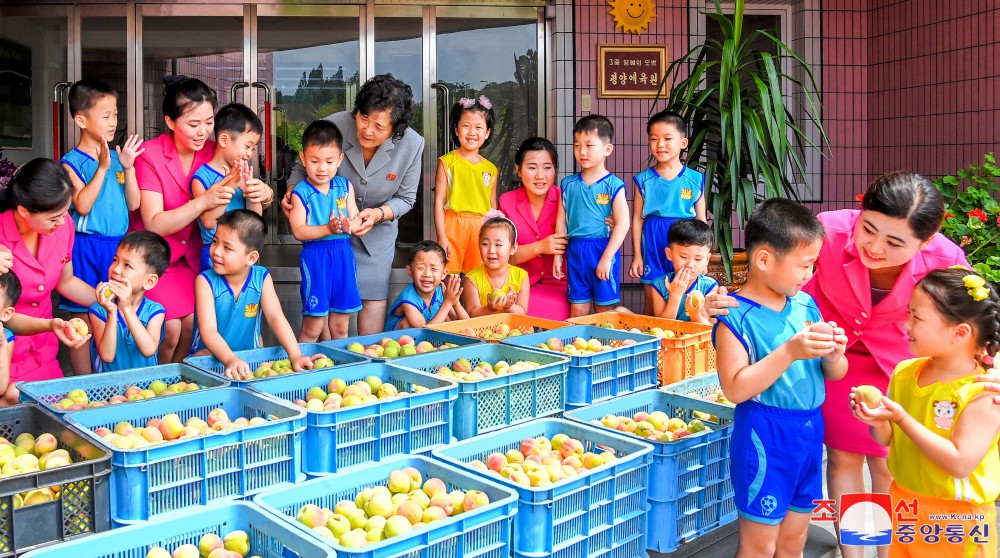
[90,231,168,372]
[554,114,630,318]
[60,78,145,374]
[0,272,20,404]
[713,198,848,557]
[650,219,717,323]
[191,210,311,380]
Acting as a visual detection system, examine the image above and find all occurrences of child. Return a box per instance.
[60,78,145,375]
[385,241,470,330]
[852,268,1000,557]
[629,110,706,313]
[90,231,169,372]
[650,219,717,323]
[0,272,20,405]
[191,210,311,380]
[462,214,530,316]
[554,114,630,318]
[191,103,273,271]
[713,198,848,558]
[434,96,497,274]
[287,120,364,340]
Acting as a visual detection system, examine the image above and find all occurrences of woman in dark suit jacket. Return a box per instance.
[287,74,424,335]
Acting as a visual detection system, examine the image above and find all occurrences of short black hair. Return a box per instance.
[480,216,517,245]
[647,109,687,137]
[302,120,344,152]
[215,103,263,137]
[0,271,22,308]
[119,231,171,276]
[216,209,266,254]
[161,75,217,120]
[68,79,117,117]
[573,114,614,143]
[668,219,714,248]
[352,74,415,141]
[408,240,448,266]
[861,171,944,242]
[745,198,825,256]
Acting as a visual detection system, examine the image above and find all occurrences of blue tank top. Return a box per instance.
[291,176,351,241]
[651,273,718,322]
[385,284,445,331]
[633,166,704,219]
[191,265,268,354]
[88,298,165,372]
[4,328,13,344]
[560,173,626,238]
[712,291,826,410]
[191,163,247,247]
[61,148,129,237]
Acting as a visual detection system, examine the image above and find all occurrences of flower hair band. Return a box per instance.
[457,96,493,111]
[482,209,517,243]
[962,273,991,302]
[478,95,492,110]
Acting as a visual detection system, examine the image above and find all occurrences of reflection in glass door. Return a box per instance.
[82,8,127,146]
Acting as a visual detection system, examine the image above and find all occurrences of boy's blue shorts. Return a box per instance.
[60,233,122,313]
[567,237,621,306]
[300,238,363,316]
[730,400,824,525]
[640,215,677,284]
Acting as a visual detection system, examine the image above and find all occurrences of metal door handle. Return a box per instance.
[273,106,288,181]
[230,81,249,101]
[251,82,272,177]
[431,82,451,155]
[52,82,71,160]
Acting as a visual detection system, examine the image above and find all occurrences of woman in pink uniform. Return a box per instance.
[0,159,94,398]
[498,137,569,320]
[134,76,234,363]
[709,171,967,558]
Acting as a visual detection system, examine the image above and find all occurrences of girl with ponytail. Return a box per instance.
[852,267,1000,557]
[0,159,95,398]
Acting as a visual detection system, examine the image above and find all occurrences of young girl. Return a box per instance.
[462,214,530,316]
[434,96,497,274]
[852,267,1000,557]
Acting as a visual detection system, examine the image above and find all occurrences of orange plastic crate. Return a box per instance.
[567,312,716,385]
[427,314,571,343]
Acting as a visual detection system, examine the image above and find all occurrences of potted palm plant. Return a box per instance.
[658,0,827,286]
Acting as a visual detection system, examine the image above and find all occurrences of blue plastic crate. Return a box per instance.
[17,363,230,414]
[184,342,369,386]
[432,418,653,558]
[253,454,518,558]
[563,389,735,553]
[502,325,660,406]
[247,362,457,474]
[393,344,570,440]
[662,372,735,418]
[322,328,482,362]
[20,501,334,558]
[64,387,306,522]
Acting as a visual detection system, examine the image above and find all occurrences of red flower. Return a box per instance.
[944,212,954,219]
[969,208,988,222]
[855,193,864,204]
[997,214,1000,226]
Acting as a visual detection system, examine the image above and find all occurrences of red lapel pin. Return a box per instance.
[386,173,397,180]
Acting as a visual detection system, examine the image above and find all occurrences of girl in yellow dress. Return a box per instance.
[852,267,1000,558]
[462,213,530,316]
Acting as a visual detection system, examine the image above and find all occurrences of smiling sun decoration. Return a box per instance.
[609,0,656,35]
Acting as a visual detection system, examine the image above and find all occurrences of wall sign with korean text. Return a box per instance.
[597,44,667,98]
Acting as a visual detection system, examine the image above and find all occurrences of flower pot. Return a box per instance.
[707,250,748,292]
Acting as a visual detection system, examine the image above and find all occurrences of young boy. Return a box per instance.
[712,198,848,558]
[554,115,630,318]
[385,240,470,330]
[288,120,364,340]
[191,102,273,271]
[191,210,311,380]
[650,219,717,323]
[60,78,145,375]
[90,231,169,372]
[629,110,706,314]
[0,272,21,405]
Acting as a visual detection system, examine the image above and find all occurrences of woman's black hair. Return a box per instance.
[162,75,218,121]
[514,137,559,171]
[352,74,414,141]
[0,159,73,214]
[861,171,945,242]
[449,98,495,149]
[917,268,1000,363]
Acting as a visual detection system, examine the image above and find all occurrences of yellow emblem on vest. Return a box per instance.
[681,188,693,200]
[596,193,611,205]
[116,171,126,185]
[803,320,814,328]
[244,303,259,318]
[336,197,347,210]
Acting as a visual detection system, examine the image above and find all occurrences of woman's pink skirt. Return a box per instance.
[821,343,890,458]
[145,260,198,320]
[527,281,570,321]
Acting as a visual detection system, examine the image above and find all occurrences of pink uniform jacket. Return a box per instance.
[498,185,566,289]
[803,209,969,376]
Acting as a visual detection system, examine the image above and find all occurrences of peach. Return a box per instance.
[109,395,127,405]
[296,504,326,528]
[422,477,447,499]
[199,533,224,557]
[486,453,507,472]
[222,530,249,557]
[407,489,430,509]
[207,408,230,427]
[600,415,621,429]
[171,544,199,558]
[63,318,89,342]
[383,516,413,539]
[113,422,135,437]
[462,490,489,512]
[448,490,465,516]
[582,452,605,469]
[395,500,423,524]
[388,469,411,494]
[124,386,142,398]
[561,454,583,469]
[560,438,584,457]
[157,413,184,441]
[428,492,454,515]
[468,459,487,471]
[519,437,538,457]
[422,505,448,523]
[550,433,569,450]
[93,427,112,438]
[397,335,415,346]
[146,547,171,558]
[855,385,883,408]
[616,418,636,434]
[633,411,649,423]
[509,470,530,486]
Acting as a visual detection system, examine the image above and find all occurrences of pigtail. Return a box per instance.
[982,285,1000,364]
